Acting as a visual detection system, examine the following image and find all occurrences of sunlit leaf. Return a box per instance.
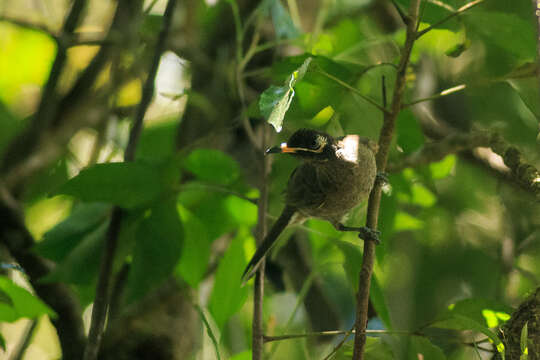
[432,314,504,354]
[0,23,56,105]
[430,155,456,179]
[308,105,334,127]
[520,322,528,356]
[0,276,56,322]
[394,211,424,231]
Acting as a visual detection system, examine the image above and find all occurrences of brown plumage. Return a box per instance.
[242,128,379,283]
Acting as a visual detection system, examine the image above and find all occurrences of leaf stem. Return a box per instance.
[402,84,467,107]
[315,69,390,114]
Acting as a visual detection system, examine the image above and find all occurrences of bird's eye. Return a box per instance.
[310,138,319,149]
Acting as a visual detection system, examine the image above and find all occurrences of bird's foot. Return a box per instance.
[336,223,381,244]
[357,226,381,244]
[376,172,389,186]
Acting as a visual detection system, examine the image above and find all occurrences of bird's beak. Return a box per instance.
[266,143,297,154]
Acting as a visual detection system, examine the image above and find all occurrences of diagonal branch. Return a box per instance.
[82,1,178,359]
[352,0,422,359]
[387,131,540,199]
[0,0,87,177]
[416,0,485,39]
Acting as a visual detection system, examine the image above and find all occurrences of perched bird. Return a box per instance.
[242,128,380,283]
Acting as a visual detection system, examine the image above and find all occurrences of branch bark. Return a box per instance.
[352,0,421,358]
[387,131,540,199]
[82,1,178,359]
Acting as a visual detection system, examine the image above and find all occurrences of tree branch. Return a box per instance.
[0,200,86,359]
[387,131,540,199]
[0,0,87,177]
[352,0,422,358]
[83,1,178,359]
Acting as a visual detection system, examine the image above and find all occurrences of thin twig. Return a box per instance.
[352,0,422,358]
[322,327,354,360]
[264,329,416,343]
[402,84,467,107]
[252,127,270,360]
[82,1,178,359]
[315,68,390,115]
[390,0,410,25]
[416,0,485,39]
[10,320,37,360]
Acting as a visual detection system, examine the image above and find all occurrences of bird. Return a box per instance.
[242,128,380,283]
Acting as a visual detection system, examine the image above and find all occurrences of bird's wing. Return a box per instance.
[285,163,329,210]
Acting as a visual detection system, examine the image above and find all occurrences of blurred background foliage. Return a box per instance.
[0,0,539,359]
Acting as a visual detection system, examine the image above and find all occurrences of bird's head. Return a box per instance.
[266,128,336,161]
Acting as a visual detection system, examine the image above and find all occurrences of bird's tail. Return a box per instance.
[241,205,296,284]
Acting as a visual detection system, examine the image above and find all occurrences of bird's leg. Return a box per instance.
[336,223,381,244]
[376,172,389,186]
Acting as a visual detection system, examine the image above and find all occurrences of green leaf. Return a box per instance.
[224,195,257,226]
[41,221,108,285]
[394,211,424,231]
[183,149,240,185]
[442,298,513,329]
[260,57,313,132]
[432,314,504,353]
[335,240,362,292]
[34,203,110,262]
[445,40,470,58]
[176,206,211,288]
[466,11,535,60]
[208,231,249,330]
[0,276,56,322]
[125,199,183,302]
[56,162,167,209]
[396,109,424,154]
[370,274,391,329]
[260,85,293,132]
[230,350,251,360]
[429,155,456,179]
[0,288,13,307]
[135,120,177,160]
[520,322,528,357]
[269,0,300,39]
[409,336,446,360]
[0,333,5,351]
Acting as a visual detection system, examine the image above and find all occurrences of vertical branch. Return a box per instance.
[252,127,270,360]
[82,1,178,359]
[351,0,422,359]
